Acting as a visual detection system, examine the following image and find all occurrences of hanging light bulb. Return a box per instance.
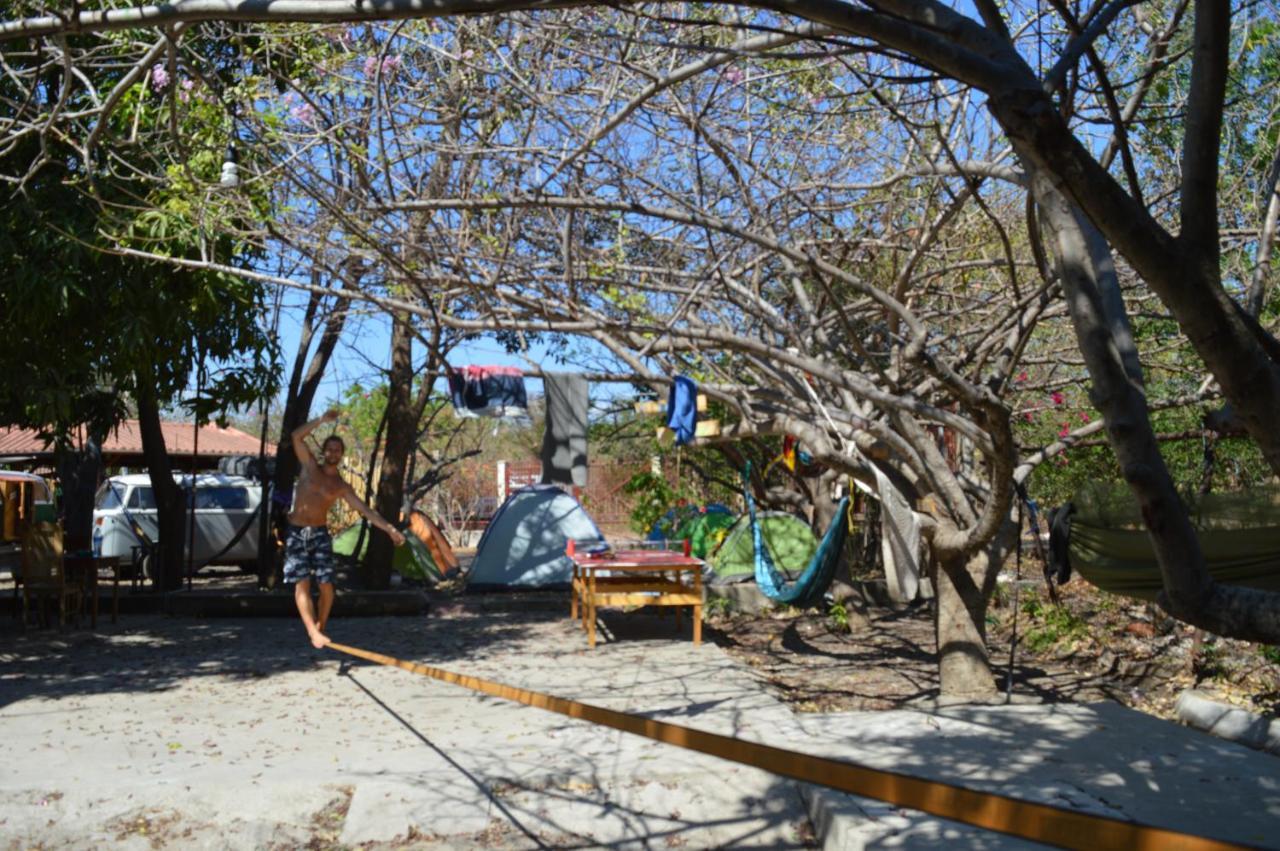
[219,143,239,188]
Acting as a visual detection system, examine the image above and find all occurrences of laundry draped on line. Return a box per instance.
[448,365,530,424]
[666,376,698,445]
[540,373,589,487]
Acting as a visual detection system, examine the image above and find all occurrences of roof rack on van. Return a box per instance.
[218,455,274,481]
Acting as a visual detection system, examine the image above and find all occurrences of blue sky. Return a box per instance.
[273,296,554,411]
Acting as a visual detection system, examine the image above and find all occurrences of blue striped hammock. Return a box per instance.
[742,469,851,608]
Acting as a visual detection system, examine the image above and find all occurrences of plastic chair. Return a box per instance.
[20,521,82,629]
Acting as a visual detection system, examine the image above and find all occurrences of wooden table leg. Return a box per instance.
[674,571,683,632]
[693,569,702,645]
[570,564,579,621]
[587,570,597,648]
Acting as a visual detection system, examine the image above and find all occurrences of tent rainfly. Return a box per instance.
[707,511,817,584]
[331,509,458,583]
[466,484,606,589]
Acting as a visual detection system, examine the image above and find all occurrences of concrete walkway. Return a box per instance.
[0,604,1275,849]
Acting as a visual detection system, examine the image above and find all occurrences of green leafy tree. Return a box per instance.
[0,32,279,587]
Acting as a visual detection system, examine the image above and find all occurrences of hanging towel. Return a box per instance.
[873,466,922,602]
[540,373,589,487]
[447,366,529,423]
[1047,503,1074,586]
[666,376,698,445]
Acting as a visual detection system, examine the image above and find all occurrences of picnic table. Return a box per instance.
[569,547,704,648]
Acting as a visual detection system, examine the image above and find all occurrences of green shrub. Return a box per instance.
[828,600,851,632]
[622,471,678,535]
[1021,596,1089,652]
[704,596,734,618]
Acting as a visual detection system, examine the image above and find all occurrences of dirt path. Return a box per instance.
[706,579,1280,722]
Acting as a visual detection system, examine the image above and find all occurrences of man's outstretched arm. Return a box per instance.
[341,486,407,547]
[291,410,339,468]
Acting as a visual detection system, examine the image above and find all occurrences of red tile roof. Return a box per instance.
[0,421,275,458]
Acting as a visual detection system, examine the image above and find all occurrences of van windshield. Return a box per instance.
[127,487,157,510]
[95,482,122,510]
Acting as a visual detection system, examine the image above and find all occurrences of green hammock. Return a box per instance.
[741,465,850,608]
[1067,484,1280,601]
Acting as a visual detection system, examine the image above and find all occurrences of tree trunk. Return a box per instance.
[363,311,415,589]
[55,432,102,553]
[350,399,390,570]
[934,551,998,700]
[933,512,1015,700]
[1030,175,1280,642]
[136,378,185,591]
[261,287,349,587]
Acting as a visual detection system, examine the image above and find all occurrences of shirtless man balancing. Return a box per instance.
[285,410,405,648]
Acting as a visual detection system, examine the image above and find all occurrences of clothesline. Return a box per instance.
[422,366,679,385]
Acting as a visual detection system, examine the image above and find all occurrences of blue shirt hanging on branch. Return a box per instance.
[666,376,698,445]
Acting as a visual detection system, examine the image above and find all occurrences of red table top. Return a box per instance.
[572,549,703,569]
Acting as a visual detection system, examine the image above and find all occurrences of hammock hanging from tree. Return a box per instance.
[1055,483,1280,601]
[741,466,851,608]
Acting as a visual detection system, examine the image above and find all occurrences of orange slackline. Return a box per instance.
[327,642,1256,851]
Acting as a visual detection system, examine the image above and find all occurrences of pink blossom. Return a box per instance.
[722,66,744,85]
[177,77,195,102]
[1023,412,1034,422]
[150,63,170,90]
[460,48,475,60]
[1058,424,1070,438]
[1079,412,1090,423]
[1016,371,1028,383]
[290,101,317,125]
[364,54,402,77]
[1051,391,1064,405]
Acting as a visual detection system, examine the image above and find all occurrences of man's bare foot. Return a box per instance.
[309,630,331,649]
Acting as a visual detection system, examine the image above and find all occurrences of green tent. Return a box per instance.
[708,511,818,583]
[1068,483,1280,600]
[332,523,443,583]
[674,510,738,559]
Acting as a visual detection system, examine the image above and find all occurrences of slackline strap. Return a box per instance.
[327,642,1253,851]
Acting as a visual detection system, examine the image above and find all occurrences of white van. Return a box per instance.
[92,473,262,572]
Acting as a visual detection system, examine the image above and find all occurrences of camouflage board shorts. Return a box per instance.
[283,525,336,585]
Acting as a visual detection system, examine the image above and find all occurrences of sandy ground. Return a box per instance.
[1,599,1278,849]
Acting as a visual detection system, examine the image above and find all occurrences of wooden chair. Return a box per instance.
[20,521,82,629]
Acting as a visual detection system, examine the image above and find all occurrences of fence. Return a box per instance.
[434,459,647,537]
[329,454,671,546]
